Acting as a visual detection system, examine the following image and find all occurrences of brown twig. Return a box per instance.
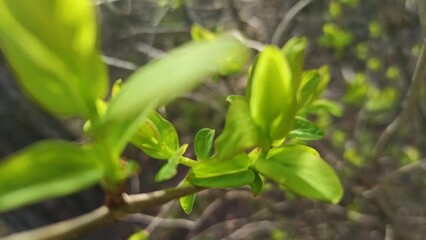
[2,185,204,240]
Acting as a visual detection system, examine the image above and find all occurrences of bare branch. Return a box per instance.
[2,185,204,240]
[271,0,313,45]
[124,213,195,230]
[372,38,426,161]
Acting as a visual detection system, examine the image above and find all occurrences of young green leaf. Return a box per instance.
[132,111,179,160]
[188,154,255,188]
[191,24,216,41]
[96,36,250,160]
[281,36,307,92]
[313,65,331,99]
[194,128,215,161]
[155,145,188,182]
[248,46,297,144]
[179,179,196,214]
[304,99,344,117]
[128,230,149,240]
[288,116,325,141]
[249,172,263,197]
[215,97,260,160]
[299,70,320,107]
[0,0,107,116]
[0,140,103,213]
[254,145,343,204]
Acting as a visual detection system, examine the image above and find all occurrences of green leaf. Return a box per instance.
[111,79,123,99]
[249,172,263,197]
[191,24,216,41]
[299,70,320,106]
[254,145,343,204]
[179,179,196,214]
[188,170,255,188]
[305,99,343,117]
[0,0,107,116]
[0,140,103,213]
[96,36,250,159]
[128,230,149,240]
[288,116,325,141]
[281,36,307,91]
[194,128,215,161]
[215,97,260,160]
[188,154,255,188]
[313,65,331,99]
[132,111,179,160]
[248,46,297,143]
[155,144,188,182]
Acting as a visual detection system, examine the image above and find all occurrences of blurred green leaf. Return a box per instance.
[191,24,216,41]
[128,230,149,240]
[111,79,123,99]
[367,57,383,72]
[96,37,250,160]
[288,116,325,141]
[304,99,343,117]
[179,179,196,214]
[314,65,331,99]
[0,0,107,116]
[155,144,188,182]
[194,128,215,161]
[188,154,255,188]
[215,97,260,160]
[254,145,343,204]
[368,20,383,38]
[0,140,103,213]
[318,23,353,55]
[132,111,179,160]
[342,73,369,106]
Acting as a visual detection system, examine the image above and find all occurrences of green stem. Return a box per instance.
[179,156,197,167]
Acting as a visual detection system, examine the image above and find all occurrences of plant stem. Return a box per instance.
[179,156,197,167]
[2,185,205,240]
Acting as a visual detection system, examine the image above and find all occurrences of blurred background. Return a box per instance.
[1,0,426,239]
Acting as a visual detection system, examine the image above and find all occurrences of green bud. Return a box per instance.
[248,46,297,145]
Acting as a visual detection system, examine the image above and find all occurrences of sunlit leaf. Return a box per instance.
[132,111,179,160]
[0,140,103,212]
[188,154,254,188]
[288,116,325,141]
[0,0,107,116]
[281,36,307,91]
[254,145,343,204]
[248,46,296,143]
[215,97,260,160]
[299,70,320,106]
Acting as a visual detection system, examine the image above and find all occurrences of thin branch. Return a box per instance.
[124,213,195,230]
[372,38,426,161]
[2,185,204,240]
[101,55,138,71]
[271,0,313,45]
